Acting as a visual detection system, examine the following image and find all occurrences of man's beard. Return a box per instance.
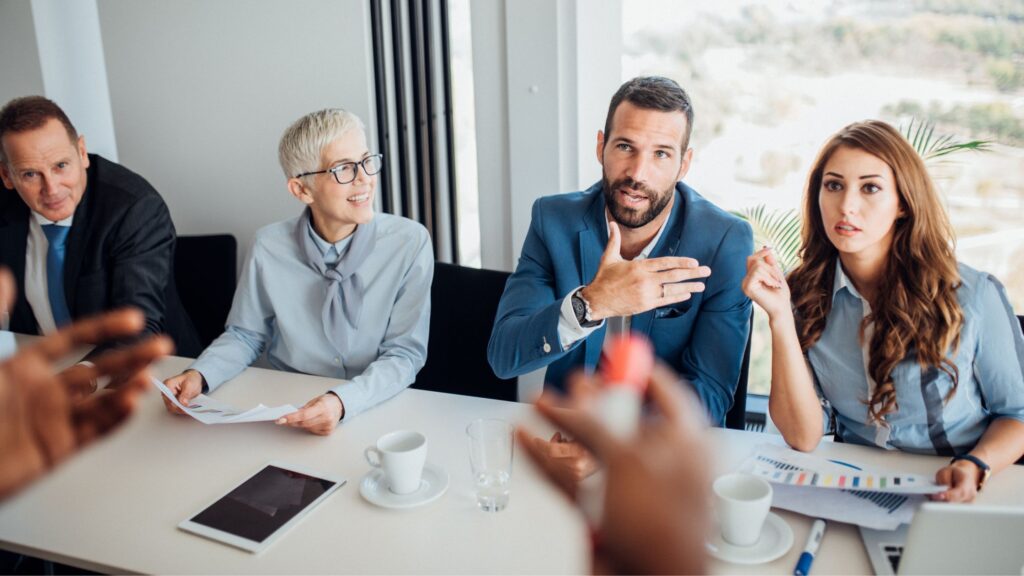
[602,175,674,229]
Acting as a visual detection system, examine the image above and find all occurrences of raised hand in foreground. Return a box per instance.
[519,364,712,575]
[0,309,173,500]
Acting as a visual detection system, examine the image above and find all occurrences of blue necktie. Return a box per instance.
[42,224,72,327]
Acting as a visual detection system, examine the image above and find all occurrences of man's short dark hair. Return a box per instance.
[603,76,694,151]
[0,96,78,163]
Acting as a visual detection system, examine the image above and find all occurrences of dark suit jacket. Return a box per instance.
[0,154,200,357]
[487,181,753,425]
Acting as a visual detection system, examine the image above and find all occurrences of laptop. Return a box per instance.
[860,503,1024,575]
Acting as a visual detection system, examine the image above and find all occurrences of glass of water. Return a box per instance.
[466,418,514,512]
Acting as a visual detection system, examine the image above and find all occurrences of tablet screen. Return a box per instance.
[189,465,338,543]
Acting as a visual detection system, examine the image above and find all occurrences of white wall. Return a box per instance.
[0,1,45,108]
[471,0,621,272]
[96,0,377,266]
[32,0,119,161]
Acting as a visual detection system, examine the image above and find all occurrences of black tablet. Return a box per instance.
[178,462,344,553]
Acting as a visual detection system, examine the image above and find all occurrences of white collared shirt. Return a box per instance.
[557,210,669,350]
[25,211,74,334]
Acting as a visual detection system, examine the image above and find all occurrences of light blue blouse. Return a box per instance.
[189,212,433,419]
[806,261,1024,455]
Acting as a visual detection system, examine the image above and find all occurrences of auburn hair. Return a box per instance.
[788,120,963,424]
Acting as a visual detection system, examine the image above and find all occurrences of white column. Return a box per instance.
[31,0,118,161]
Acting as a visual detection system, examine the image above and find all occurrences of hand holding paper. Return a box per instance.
[152,377,298,425]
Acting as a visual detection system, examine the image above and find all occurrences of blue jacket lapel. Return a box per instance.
[578,186,608,369]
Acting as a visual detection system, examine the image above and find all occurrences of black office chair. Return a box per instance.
[413,262,518,402]
[174,234,238,350]
[725,310,754,431]
[1018,315,1023,338]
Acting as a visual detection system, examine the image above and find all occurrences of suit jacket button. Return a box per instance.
[543,342,551,354]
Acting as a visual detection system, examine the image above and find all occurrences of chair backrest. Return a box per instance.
[174,234,238,350]
[414,262,518,401]
[725,310,754,430]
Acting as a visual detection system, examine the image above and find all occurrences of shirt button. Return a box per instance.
[334,357,340,364]
[543,342,551,354]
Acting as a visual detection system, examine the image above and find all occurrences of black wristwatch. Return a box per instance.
[570,287,601,328]
[950,454,991,491]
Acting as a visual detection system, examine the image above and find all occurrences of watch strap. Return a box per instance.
[571,287,601,328]
[950,454,991,491]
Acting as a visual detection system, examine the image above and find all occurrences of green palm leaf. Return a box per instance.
[901,117,991,162]
[732,205,802,272]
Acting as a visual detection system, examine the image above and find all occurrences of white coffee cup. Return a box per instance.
[713,473,773,547]
[364,430,428,495]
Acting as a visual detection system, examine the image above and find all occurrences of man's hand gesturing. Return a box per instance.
[581,222,710,321]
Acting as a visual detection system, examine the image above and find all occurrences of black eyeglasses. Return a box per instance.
[296,153,385,185]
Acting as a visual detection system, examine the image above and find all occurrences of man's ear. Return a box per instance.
[0,161,11,190]
[676,147,694,181]
[596,130,606,167]
[287,178,314,205]
[77,135,90,169]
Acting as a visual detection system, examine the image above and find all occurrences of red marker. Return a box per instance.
[579,333,656,525]
[597,333,654,439]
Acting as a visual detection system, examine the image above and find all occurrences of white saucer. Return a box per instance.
[360,462,449,509]
[706,512,794,565]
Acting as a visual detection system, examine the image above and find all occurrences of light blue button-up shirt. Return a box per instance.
[189,212,433,419]
[807,260,1024,455]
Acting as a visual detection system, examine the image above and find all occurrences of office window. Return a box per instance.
[623,0,1024,395]
[448,0,482,268]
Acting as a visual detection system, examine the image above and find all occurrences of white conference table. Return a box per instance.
[0,352,1022,574]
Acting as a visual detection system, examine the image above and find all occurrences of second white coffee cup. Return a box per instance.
[364,430,428,495]
[713,472,773,547]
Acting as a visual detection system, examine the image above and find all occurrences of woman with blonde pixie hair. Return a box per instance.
[743,120,1024,502]
[162,108,433,435]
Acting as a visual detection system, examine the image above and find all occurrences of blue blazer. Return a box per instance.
[487,181,753,425]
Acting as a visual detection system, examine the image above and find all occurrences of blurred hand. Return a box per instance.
[162,370,206,415]
[525,431,601,487]
[742,246,792,321]
[0,309,172,500]
[519,364,712,575]
[276,393,344,436]
[931,460,981,503]
[583,222,710,321]
[0,267,14,323]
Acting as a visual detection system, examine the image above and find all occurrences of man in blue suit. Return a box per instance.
[488,76,752,430]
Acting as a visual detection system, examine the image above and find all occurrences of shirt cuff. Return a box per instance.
[557,288,602,351]
[76,361,111,391]
[187,358,227,393]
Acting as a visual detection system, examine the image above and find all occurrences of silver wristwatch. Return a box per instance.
[570,287,600,328]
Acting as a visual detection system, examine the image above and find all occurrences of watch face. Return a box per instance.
[571,296,587,321]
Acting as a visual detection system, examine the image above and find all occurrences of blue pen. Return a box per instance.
[794,519,826,576]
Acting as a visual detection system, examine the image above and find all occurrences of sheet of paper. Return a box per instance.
[151,376,299,424]
[744,444,945,494]
[736,444,942,530]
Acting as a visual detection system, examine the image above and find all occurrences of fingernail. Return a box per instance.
[276,418,285,424]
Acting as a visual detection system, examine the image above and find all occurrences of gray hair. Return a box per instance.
[278,108,365,180]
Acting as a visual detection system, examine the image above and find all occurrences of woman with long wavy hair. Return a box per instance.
[742,120,1024,502]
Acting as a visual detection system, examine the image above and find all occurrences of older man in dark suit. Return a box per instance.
[0,96,199,368]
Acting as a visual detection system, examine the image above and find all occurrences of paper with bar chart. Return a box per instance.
[738,444,944,530]
[152,377,298,425]
[748,445,946,495]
